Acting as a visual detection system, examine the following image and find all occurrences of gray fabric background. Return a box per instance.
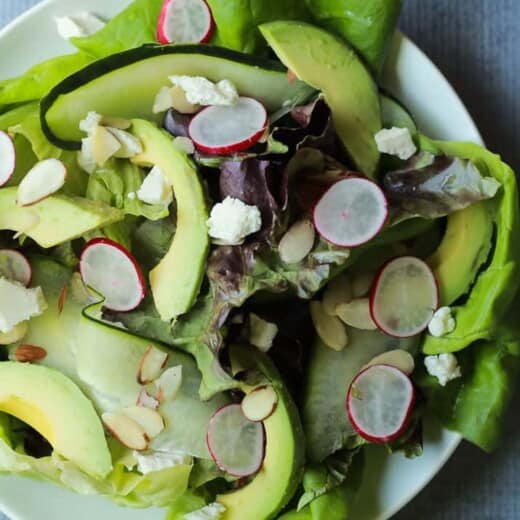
[1,0,519,518]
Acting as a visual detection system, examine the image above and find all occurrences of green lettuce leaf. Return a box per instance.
[207,0,312,54]
[71,0,163,58]
[418,138,520,354]
[417,331,520,452]
[304,0,402,74]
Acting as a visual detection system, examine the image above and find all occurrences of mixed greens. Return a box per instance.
[1,1,519,519]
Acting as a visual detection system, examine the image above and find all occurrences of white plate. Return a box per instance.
[0,1,483,519]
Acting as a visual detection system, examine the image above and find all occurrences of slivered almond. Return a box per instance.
[101,116,132,130]
[137,345,169,384]
[155,366,182,402]
[169,85,201,114]
[107,128,143,158]
[337,298,377,330]
[91,125,121,165]
[136,388,160,410]
[57,282,68,315]
[310,301,348,351]
[322,274,352,316]
[102,412,149,451]
[122,406,165,439]
[279,219,315,264]
[241,386,278,422]
[13,344,47,363]
[351,271,375,298]
[363,349,415,375]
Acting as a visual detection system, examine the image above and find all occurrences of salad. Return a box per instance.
[0,0,519,518]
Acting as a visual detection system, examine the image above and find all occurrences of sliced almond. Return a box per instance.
[0,321,29,345]
[107,128,143,158]
[137,345,169,385]
[122,406,165,439]
[241,386,279,422]
[363,349,415,375]
[101,116,132,130]
[155,366,182,402]
[17,159,67,207]
[322,274,352,316]
[12,344,47,363]
[310,301,348,351]
[279,219,316,264]
[336,298,377,330]
[249,313,278,353]
[351,271,375,298]
[136,388,160,410]
[153,86,174,114]
[91,125,121,165]
[102,412,149,451]
[169,85,201,114]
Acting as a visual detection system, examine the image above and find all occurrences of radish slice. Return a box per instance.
[157,0,214,44]
[347,364,415,443]
[0,249,32,286]
[79,238,146,312]
[206,404,265,477]
[0,131,15,187]
[370,256,438,338]
[313,177,388,247]
[17,159,67,206]
[189,97,267,155]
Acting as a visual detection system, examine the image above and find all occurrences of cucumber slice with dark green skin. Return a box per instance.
[380,92,417,135]
[40,44,315,150]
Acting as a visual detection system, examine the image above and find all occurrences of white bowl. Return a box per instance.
[0,2,483,518]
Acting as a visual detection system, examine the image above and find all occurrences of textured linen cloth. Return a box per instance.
[1,1,519,519]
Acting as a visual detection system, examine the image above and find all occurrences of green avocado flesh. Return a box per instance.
[41,44,314,149]
[130,119,209,321]
[217,348,305,520]
[427,201,494,306]
[260,21,381,177]
[0,362,111,480]
[0,188,123,248]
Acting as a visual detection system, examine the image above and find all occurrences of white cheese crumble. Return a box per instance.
[374,126,417,160]
[207,197,262,245]
[249,313,278,352]
[0,278,47,334]
[424,353,461,386]
[428,306,456,337]
[137,166,173,206]
[133,450,192,476]
[55,12,105,40]
[184,502,226,520]
[169,76,239,106]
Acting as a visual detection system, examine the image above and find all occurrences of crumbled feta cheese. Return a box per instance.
[133,450,192,475]
[249,313,278,352]
[55,12,105,40]
[169,76,239,106]
[173,136,195,155]
[374,127,417,160]
[137,166,173,206]
[428,306,456,337]
[107,127,143,158]
[0,278,47,333]
[481,177,501,198]
[424,353,461,386]
[207,197,262,245]
[79,111,103,135]
[184,502,226,520]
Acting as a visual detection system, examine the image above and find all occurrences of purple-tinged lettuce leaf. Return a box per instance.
[384,152,501,220]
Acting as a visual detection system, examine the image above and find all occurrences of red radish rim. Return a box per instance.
[312,177,389,248]
[188,97,268,155]
[206,403,266,477]
[369,256,439,338]
[79,237,146,312]
[0,249,32,286]
[346,364,416,444]
[0,131,16,187]
[157,0,215,45]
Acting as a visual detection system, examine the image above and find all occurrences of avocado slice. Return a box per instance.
[427,202,493,306]
[0,362,112,479]
[130,119,209,321]
[217,348,305,520]
[0,188,123,248]
[260,21,381,177]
